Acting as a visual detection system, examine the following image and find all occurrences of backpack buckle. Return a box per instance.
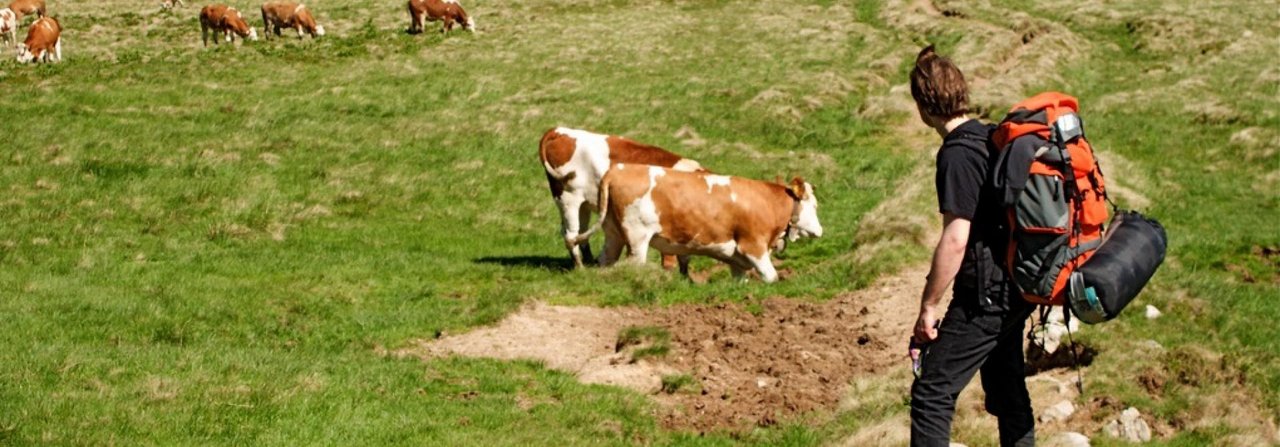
[1052,113,1084,144]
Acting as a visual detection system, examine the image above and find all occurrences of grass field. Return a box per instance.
[1,0,1276,445]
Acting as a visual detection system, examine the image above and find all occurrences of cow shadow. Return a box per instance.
[473,255,574,272]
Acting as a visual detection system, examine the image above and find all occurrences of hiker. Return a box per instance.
[907,45,1036,446]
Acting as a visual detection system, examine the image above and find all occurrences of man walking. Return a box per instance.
[908,45,1036,446]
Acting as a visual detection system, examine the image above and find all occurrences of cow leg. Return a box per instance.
[295,25,304,39]
[600,220,624,267]
[677,255,692,277]
[744,251,778,283]
[576,202,595,264]
[557,195,587,268]
[625,232,653,265]
[53,38,60,62]
[661,254,678,271]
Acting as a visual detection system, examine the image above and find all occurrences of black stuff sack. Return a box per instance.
[1068,210,1168,324]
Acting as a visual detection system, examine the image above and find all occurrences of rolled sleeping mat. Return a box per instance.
[1069,210,1168,324]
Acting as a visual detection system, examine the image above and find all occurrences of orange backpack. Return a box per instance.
[992,92,1110,305]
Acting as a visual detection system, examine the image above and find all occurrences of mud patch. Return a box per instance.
[648,293,900,430]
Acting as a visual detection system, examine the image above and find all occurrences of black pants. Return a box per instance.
[910,298,1035,446]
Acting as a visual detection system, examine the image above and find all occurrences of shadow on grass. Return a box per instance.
[474,255,574,272]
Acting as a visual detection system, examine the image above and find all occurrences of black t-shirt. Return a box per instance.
[934,119,1019,312]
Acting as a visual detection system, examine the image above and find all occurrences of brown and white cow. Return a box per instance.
[161,0,186,10]
[200,4,258,47]
[539,127,704,268]
[578,165,823,283]
[0,8,15,47]
[7,0,43,22]
[406,0,473,34]
[15,15,58,63]
[261,2,324,39]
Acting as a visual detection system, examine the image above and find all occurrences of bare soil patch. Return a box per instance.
[397,302,680,393]
[648,268,925,431]
[400,262,928,432]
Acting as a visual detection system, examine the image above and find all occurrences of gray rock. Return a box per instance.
[1039,400,1076,423]
[1145,305,1162,319]
[1045,431,1091,447]
[1104,407,1152,442]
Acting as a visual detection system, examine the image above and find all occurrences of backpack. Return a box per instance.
[991,92,1111,306]
[992,92,1168,324]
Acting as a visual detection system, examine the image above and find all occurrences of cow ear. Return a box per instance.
[789,177,806,199]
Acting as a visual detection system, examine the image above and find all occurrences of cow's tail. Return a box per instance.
[573,175,611,245]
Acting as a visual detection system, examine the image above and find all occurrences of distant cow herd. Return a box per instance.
[1,0,474,62]
[540,128,824,282]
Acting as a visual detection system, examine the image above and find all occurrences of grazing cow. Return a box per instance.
[161,0,186,10]
[579,165,823,283]
[0,8,15,47]
[200,4,258,47]
[406,0,473,34]
[539,127,704,269]
[15,15,58,63]
[7,0,43,22]
[261,2,324,39]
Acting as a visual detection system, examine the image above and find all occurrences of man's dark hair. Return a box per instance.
[910,45,970,119]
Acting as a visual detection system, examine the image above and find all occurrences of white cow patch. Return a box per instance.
[703,175,731,193]
[672,158,702,172]
[620,167,667,247]
[443,0,459,4]
[294,3,305,14]
[553,127,612,208]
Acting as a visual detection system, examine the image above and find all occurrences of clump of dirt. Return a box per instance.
[1025,342,1097,376]
[1136,367,1167,398]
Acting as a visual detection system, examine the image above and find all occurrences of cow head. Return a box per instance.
[15,43,34,63]
[786,177,823,240]
[464,16,475,32]
[314,24,325,36]
[229,10,259,40]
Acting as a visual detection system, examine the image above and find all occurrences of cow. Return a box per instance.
[7,0,43,23]
[577,165,823,283]
[15,15,58,63]
[161,0,186,10]
[200,4,258,47]
[0,8,15,47]
[406,0,473,34]
[261,2,324,39]
[539,127,704,269]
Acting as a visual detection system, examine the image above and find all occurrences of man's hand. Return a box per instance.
[913,305,940,343]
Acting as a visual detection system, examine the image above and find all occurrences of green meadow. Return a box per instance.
[0,0,1275,445]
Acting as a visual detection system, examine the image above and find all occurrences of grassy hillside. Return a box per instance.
[0,0,1275,445]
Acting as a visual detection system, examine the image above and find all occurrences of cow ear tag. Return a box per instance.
[789,177,806,199]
